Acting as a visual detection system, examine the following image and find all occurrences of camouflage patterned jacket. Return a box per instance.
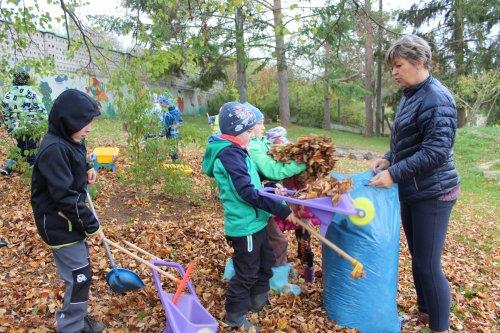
[1,85,47,137]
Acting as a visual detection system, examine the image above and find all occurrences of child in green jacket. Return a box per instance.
[202,102,301,332]
[245,102,306,294]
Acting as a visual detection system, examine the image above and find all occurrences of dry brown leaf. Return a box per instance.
[0,127,496,333]
[268,135,337,181]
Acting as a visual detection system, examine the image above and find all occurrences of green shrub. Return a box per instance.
[207,86,239,115]
[108,60,197,201]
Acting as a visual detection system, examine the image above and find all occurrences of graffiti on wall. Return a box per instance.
[196,94,206,114]
[35,74,119,117]
[38,81,53,111]
[176,96,185,113]
[11,73,209,118]
[85,77,117,117]
[55,75,68,83]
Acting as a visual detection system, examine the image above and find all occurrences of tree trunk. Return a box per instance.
[323,42,332,129]
[235,6,247,103]
[273,0,291,126]
[337,98,341,120]
[363,0,374,136]
[453,0,466,126]
[375,0,383,136]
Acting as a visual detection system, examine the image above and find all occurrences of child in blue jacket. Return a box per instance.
[202,102,301,331]
[159,96,183,161]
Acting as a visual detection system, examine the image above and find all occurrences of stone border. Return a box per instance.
[336,147,379,160]
[478,160,500,180]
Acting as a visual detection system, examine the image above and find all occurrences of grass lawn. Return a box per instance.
[269,122,389,152]
[178,115,390,152]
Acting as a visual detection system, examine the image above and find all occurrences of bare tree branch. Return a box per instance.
[59,0,118,71]
[63,7,70,50]
[59,0,93,68]
[253,0,273,11]
[349,0,403,36]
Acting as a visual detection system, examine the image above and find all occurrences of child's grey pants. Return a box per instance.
[52,240,92,333]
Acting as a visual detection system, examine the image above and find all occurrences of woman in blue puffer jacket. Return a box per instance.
[371,35,460,333]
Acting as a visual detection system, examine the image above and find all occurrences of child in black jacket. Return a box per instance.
[31,89,105,333]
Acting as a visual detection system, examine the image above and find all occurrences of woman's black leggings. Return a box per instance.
[401,198,456,332]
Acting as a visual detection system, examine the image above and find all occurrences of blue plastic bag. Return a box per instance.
[323,170,401,333]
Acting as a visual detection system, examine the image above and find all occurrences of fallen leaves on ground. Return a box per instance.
[0,128,498,332]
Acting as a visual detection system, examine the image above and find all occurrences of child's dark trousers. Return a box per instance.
[225,227,275,314]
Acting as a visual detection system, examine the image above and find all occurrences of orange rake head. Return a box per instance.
[172,261,196,304]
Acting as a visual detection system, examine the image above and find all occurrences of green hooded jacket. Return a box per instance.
[248,137,306,181]
[202,136,291,237]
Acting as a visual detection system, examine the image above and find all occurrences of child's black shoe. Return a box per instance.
[225,311,260,332]
[81,315,105,333]
[0,166,11,176]
[304,265,315,283]
[250,292,270,312]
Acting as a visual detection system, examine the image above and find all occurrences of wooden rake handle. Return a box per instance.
[103,236,180,283]
[121,239,197,305]
[296,218,365,279]
[121,239,158,259]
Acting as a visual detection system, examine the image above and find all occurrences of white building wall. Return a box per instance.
[1,23,211,116]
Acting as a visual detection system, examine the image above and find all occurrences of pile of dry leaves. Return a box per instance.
[295,178,353,204]
[269,135,352,203]
[268,136,337,181]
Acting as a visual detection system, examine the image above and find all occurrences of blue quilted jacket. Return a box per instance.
[385,75,460,202]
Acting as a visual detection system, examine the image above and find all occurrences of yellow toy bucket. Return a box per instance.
[93,147,120,164]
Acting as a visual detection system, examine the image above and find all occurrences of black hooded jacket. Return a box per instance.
[31,89,101,247]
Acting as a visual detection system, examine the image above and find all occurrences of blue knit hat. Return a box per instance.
[218,102,257,136]
[158,96,173,106]
[243,102,264,122]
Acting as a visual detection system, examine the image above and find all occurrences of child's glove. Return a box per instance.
[273,206,320,231]
[266,126,289,144]
[274,183,287,196]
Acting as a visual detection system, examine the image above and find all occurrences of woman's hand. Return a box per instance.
[371,158,390,174]
[370,170,394,188]
[87,168,97,184]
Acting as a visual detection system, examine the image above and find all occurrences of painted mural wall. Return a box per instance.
[36,74,118,117]
[0,73,210,118]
